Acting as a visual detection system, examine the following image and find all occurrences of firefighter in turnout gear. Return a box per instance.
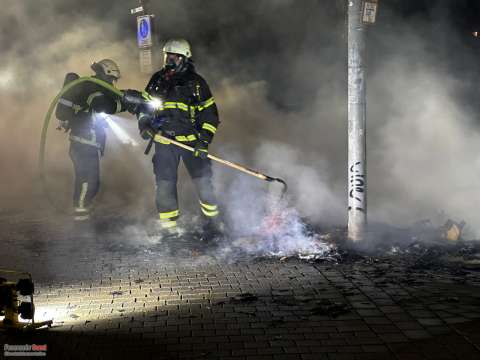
[138,39,224,239]
[56,59,125,221]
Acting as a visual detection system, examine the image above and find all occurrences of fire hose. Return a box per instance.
[40,79,288,213]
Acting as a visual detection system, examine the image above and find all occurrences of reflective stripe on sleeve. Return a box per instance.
[115,98,122,113]
[197,97,215,111]
[201,123,217,134]
[59,98,74,107]
[59,98,83,113]
[142,91,152,100]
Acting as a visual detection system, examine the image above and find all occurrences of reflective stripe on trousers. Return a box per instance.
[199,200,219,217]
[69,142,100,213]
[74,206,90,221]
[159,209,179,229]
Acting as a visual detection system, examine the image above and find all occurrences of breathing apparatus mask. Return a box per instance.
[164,53,188,73]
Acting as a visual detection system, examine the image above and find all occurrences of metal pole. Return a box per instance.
[347,0,367,241]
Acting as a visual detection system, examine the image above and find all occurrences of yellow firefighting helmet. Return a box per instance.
[91,59,121,80]
[162,39,192,58]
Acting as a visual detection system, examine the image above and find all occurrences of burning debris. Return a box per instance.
[317,217,480,275]
[225,197,335,260]
[441,219,466,242]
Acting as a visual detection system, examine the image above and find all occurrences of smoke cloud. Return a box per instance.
[1,0,479,255]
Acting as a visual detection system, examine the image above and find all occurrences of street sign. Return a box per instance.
[130,6,143,14]
[362,0,379,24]
[137,15,152,48]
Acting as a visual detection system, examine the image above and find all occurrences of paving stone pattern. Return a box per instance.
[1,212,480,359]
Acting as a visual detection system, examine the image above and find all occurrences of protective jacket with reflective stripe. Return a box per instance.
[143,63,219,143]
[61,76,123,154]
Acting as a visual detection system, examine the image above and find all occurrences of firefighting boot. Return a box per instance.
[153,224,178,240]
[201,218,226,244]
[72,217,95,239]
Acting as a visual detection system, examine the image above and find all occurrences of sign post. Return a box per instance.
[130,1,155,74]
[137,15,153,73]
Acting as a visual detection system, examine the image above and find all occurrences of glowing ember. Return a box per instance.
[259,210,288,236]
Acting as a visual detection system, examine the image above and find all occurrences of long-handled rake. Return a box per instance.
[145,133,288,197]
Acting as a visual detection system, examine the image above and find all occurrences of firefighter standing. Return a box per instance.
[138,39,224,239]
[56,59,126,221]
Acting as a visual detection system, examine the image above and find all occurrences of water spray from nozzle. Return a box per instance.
[100,113,139,147]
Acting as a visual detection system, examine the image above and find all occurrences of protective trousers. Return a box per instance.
[69,142,100,221]
[153,142,219,230]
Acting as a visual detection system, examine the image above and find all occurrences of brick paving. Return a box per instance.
[1,210,480,359]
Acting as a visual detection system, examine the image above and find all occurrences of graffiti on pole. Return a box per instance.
[348,161,365,212]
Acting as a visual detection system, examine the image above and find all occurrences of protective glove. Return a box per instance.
[121,89,143,114]
[138,114,155,140]
[140,127,155,140]
[193,139,209,159]
[151,115,167,131]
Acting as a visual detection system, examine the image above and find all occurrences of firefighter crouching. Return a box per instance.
[56,59,129,222]
[138,38,225,240]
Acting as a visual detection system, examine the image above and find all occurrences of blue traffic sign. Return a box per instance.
[137,15,152,48]
[139,18,149,39]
